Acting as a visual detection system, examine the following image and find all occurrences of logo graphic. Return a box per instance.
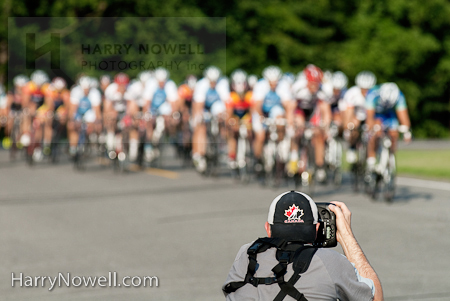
[284,204,304,223]
[26,33,61,69]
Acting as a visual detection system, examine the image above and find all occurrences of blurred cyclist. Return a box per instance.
[366,82,411,171]
[43,77,70,155]
[323,71,348,128]
[3,75,28,149]
[247,74,258,92]
[291,64,331,182]
[191,66,229,173]
[252,66,294,175]
[21,70,51,152]
[177,74,197,156]
[68,76,102,157]
[226,69,253,170]
[342,71,377,164]
[124,71,153,162]
[142,67,179,162]
[104,73,130,153]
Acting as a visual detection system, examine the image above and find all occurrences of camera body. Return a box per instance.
[314,203,337,248]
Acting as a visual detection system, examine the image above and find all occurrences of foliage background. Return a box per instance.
[1,0,449,137]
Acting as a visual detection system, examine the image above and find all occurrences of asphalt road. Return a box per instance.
[1,149,450,301]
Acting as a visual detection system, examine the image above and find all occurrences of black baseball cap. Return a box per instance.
[268,191,319,242]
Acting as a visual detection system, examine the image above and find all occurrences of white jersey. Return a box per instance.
[104,83,127,112]
[124,80,146,108]
[292,79,329,110]
[252,79,293,103]
[143,79,178,104]
[70,85,101,107]
[342,86,367,121]
[193,77,230,104]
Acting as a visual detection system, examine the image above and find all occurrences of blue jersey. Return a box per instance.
[262,90,282,114]
[205,88,221,110]
[151,88,167,110]
[77,96,92,116]
[366,85,407,114]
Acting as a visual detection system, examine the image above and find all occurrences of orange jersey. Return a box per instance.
[24,82,50,106]
[178,84,193,102]
[46,87,70,110]
[228,91,253,117]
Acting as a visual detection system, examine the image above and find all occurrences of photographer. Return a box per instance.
[223,191,383,301]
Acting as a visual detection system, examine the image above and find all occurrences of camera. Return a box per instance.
[314,203,337,248]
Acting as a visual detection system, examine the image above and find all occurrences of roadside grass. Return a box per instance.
[396,150,450,180]
[341,149,450,180]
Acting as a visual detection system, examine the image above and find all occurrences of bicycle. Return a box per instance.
[233,118,253,184]
[294,123,316,196]
[203,111,222,177]
[262,117,289,188]
[325,123,343,187]
[8,110,23,160]
[367,125,396,202]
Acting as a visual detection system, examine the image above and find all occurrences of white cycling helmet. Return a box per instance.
[322,70,333,84]
[13,75,29,87]
[247,74,258,89]
[138,71,153,83]
[379,83,400,108]
[355,71,377,89]
[262,66,282,82]
[231,69,247,84]
[89,77,99,89]
[204,66,221,82]
[100,74,111,86]
[231,69,247,93]
[52,77,67,91]
[79,76,91,90]
[154,68,169,83]
[332,71,348,90]
[30,70,49,86]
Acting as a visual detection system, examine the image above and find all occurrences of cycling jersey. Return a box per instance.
[104,83,128,113]
[366,85,407,130]
[124,79,155,108]
[342,86,367,121]
[292,80,329,111]
[47,87,69,111]
[71,85,101,122]
[227,91,252,119]
[24,82,50,108]
[253,79,292,115]
[152,88,167,110]
[142,80,178,116]
[178,83,194,103]
[193,77,230,105]
[204,88,221,110]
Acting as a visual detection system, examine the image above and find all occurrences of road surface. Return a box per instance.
[0,149,449,301]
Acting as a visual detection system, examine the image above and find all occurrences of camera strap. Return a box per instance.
[223,237,317,301]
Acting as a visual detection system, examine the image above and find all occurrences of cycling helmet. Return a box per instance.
[52,77,66,91]
[186,75,197,90]
[282,72,295,85]
[231,69,247,84]
[30,70,49,86]
[204,66,221,82]
[138,71,153,83]
[114,73,130,85]
[262,66,282,82]
[379,83,400,108]
[247,74,258,89]
[154,68,170,83]
[79,76,91,89]
[332,71,348,90]
[100,75,111,85]
[322,70,333,84]
[231,69,247,93]
[355,71,377,89]
[13,75,29,87]
[90,77,99,89]
[304,64,323,83]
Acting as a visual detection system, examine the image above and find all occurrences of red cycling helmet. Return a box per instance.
[304,64,323,83]
[114,73,130,85]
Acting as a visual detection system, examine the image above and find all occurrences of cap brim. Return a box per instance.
[271,223,316,243]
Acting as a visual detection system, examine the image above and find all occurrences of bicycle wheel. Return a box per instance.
[383,154,396,203]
